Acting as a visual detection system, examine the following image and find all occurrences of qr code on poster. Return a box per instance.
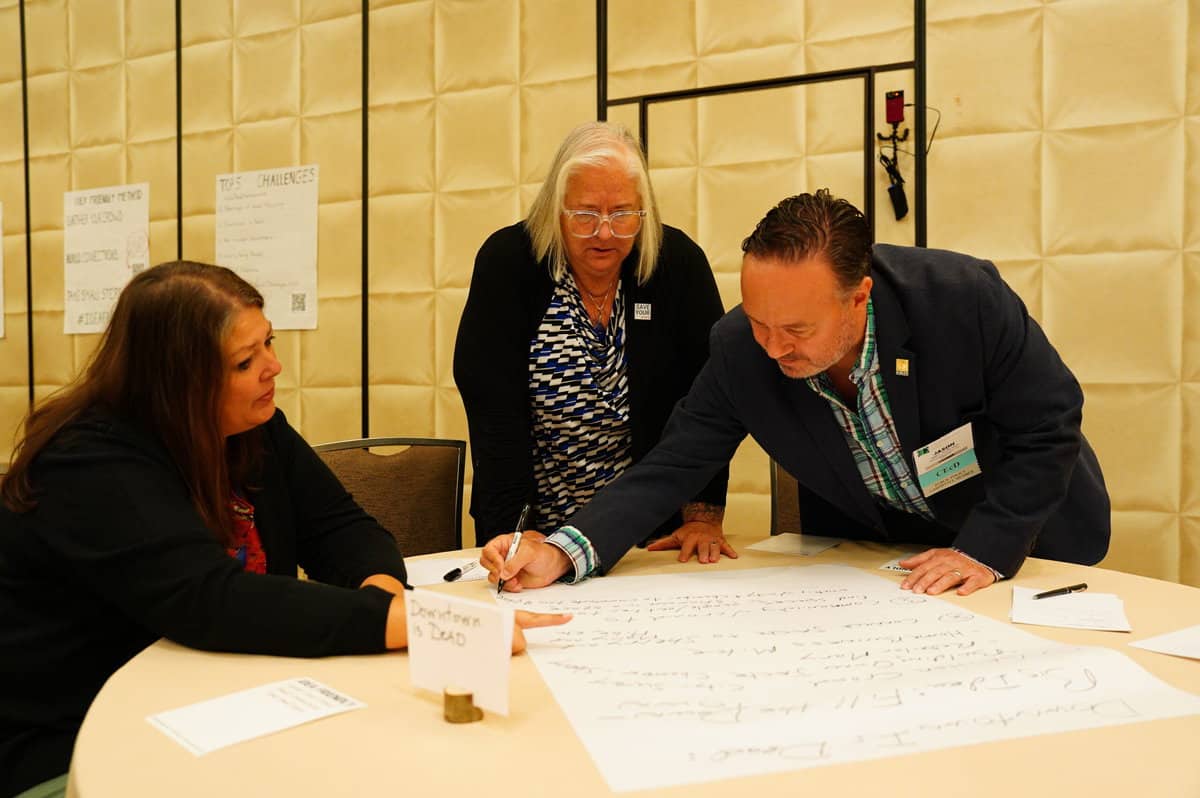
[291,293,307,312]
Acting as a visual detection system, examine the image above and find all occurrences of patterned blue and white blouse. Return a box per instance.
[528,278,632,532]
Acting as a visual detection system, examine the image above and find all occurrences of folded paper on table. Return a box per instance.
[1130,624,1200,660]
[747,533,843,556]
[147,678,363,756]
[404,557,486,587]
[1010,585,1132,632]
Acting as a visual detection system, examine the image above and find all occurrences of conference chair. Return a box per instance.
[312,437,466,556]
[769,459,802,536]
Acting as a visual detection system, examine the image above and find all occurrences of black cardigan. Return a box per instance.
[453,221,729,544]
[0,409,407,797]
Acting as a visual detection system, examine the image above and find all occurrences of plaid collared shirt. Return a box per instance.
[805,299,933,520]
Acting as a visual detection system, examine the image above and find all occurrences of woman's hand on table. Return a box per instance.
[367,569,570,652]
[511,609,572,653]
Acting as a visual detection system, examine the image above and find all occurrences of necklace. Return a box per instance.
[576,277,618,330]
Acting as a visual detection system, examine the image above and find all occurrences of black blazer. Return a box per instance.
[454,222,728,543]
[0,409,406,797]
[566,244,1110,578]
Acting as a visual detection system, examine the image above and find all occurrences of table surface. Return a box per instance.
[68,534,1200,798]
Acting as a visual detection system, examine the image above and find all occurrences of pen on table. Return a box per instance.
[496,503,531,595]
[443,561,479,582]
[1033,582,1087,600]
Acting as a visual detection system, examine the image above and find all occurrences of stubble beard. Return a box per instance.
[775,310,857,381]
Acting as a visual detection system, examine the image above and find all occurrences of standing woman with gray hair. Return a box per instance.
[454,121,730,567]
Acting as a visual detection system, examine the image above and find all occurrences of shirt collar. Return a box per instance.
[848,297,877,385]
[802,297,876,396]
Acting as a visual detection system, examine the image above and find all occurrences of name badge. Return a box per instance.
[912,422,982,498]
[634,302,652,321]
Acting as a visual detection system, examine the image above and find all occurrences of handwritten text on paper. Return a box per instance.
[506,566,1200,792]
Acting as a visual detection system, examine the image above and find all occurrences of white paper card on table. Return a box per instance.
[747,533,843,556]
[62,183,150,333]
[215,165,319,330]
[1010,586,1132,632]
[404,557,487,587]
[406,590,513,715]
[1130,624,1200,660]
[146,677,363,756]
[505,565,1198,793]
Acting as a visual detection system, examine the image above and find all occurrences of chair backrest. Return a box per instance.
[769,459,802,536]
[312,437,466,556]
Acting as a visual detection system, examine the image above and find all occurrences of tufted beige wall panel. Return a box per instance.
[178,0,364,446]
[21,0,177,421]
[0,0,29,464]
[7,1,1199,585]
[602,0,1200,585]
[366,0,596,545]
[604,0,918,547]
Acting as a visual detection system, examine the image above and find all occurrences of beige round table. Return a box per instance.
[67,534,1200,797]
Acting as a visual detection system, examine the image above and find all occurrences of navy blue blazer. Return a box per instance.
[566,244,1110,578]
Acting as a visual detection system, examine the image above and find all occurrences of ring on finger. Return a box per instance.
[951,569,962,578]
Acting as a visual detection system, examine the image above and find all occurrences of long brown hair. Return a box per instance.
[2,261,265,544]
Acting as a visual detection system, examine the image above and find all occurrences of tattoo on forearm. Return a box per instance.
[682,502,725,525]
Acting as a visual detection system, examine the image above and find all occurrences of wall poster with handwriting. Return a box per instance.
[215,165,318,330]
[62,184,150,334]
[505,565,1200,792]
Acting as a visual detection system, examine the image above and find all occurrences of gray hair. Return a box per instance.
[525,121,663,285]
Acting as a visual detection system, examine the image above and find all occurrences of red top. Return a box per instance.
[227,493,267,574]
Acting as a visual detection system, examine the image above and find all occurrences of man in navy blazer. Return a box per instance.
[482,190,1110,597]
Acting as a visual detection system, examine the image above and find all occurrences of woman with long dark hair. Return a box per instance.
[0,261,565,798]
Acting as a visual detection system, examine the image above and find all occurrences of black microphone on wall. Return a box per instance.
[879,152,908,221]
[877,90,910,222]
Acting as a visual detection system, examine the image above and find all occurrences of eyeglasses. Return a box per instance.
[562,209,646,238]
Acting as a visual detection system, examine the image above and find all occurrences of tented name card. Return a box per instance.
[406,590,514,715]
[215,165,319,330]
[63,183,150,334]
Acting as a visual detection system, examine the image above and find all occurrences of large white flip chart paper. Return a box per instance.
[506,565,1200,792]
[215,165,318,330]
[62,183,150,333]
